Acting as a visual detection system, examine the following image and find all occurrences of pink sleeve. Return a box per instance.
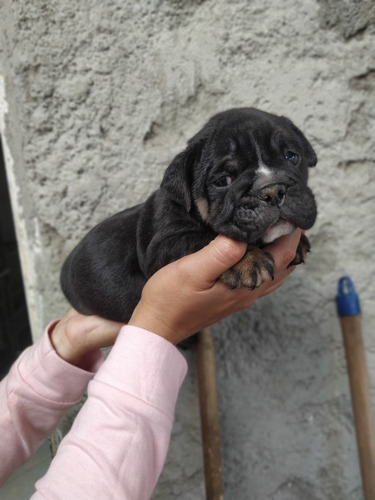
[0,322,104,485]
[32,325,188,500]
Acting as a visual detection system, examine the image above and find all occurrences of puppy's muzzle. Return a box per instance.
[258,184,286,208]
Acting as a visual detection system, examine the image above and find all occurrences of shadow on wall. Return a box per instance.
[0,139,32,379]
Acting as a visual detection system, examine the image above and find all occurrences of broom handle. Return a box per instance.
[337,277,375,500]
[340,314,375,500]
[197,328,224,500]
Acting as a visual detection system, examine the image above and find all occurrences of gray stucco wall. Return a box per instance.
[1,1,374,498]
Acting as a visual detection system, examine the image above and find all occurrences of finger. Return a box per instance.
[183,235,247,285]
[84,316,123,347]
[265,229,301,272]
[261,280,285,297]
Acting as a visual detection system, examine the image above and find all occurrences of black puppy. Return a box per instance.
[61,108,317,322]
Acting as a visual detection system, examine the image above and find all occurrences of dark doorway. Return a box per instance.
[0,138,32,379]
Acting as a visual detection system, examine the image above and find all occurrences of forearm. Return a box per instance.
[0,323,103,485]
[32,326,188,500]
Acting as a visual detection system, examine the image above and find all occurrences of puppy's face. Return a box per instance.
[162,108,317,244]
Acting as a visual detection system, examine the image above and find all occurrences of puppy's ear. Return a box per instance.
[161,130,207,211]
[284,118,317,167]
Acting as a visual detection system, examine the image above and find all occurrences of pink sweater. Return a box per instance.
[0,323,188,499]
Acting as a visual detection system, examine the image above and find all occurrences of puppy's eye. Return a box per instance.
[214,176,232,187]
[285,151,298,165]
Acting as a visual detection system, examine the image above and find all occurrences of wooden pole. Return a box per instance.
[337,277,375,500]
[340,314,375,500]
[196,328,224,500]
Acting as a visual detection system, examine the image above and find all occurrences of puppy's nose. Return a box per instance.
[259,184,286,208]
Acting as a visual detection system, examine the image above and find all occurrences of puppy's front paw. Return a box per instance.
[220,246,275,290]
[288,233,311,267]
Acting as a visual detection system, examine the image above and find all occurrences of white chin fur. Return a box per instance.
[262,220,296,244]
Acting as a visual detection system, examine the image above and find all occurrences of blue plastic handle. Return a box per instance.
[336,276,361,317]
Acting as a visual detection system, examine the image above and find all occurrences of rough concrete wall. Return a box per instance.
[0,0,374,498]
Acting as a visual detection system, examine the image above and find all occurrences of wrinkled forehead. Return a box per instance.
[208,114,299,163]
[209,118,276,160]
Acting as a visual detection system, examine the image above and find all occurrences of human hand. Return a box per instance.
[50,308,123,366]
[129,229,302,344]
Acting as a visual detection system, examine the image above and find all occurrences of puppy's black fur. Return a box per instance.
[61,108,317,322]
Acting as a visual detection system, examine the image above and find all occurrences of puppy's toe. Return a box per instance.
[220,247,275,290]
[288,233,311,267]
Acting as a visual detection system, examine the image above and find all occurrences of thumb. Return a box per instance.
[191,235,247,284]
